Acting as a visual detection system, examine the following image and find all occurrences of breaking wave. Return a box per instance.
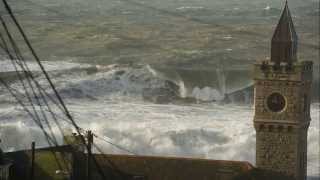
[58,64,255,103]
[0,60,319,177]
[0,61,253,103]
[2,60,318,104]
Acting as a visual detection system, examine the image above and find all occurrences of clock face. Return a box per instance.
[267,93,286,112]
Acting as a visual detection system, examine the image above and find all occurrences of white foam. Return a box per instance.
[264,5,271,10]
[0,63,318,177]
[178,80,188,98]
[1,99,318,176]
[191,86,224,101]
[0,59,90,73]
[223,35,233,40]
[176,6,204,11]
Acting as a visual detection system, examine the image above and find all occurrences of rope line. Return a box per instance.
[0,1,147,178]
[1,1,108,178]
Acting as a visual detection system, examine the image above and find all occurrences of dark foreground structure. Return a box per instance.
[5,146,296,180]
[2,1,314,180]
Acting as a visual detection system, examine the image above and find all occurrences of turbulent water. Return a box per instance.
[0,0,319,178]
[0,61,319,178]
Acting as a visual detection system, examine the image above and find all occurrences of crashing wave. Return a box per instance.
[61,64,253,103]
[2,61,317,104]
[0,61,255,104]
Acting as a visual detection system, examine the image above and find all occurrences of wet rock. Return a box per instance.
[115,70,125,76]
[142,81,179,104]
[143,87,175,104]
[224,86,254,104]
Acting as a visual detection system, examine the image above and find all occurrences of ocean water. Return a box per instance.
[0,0,318,178]
[0,61,319,178]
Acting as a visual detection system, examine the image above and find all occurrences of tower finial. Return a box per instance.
[271,1,298,64]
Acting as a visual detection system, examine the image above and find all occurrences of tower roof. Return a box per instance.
[271,1,298,63]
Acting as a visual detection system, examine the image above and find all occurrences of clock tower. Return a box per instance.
[253,1,313,180]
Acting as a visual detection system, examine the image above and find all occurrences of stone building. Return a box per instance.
[253,1,313,180]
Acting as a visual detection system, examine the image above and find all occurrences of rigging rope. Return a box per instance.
[93,133,138,155]
[1,1,108,178]
[0,27,69,172]
[0,20,58,146]
[0,1,150,178]
[0,15,61,146]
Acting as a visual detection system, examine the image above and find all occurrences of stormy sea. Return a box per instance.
[0,0,319,179]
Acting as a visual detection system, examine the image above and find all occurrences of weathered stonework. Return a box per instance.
[256,131,296,173]
[253,2,313,180]
[254,61,312,180]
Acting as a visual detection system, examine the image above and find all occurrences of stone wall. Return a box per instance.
[253,60,312,180]
[256,129,298,176]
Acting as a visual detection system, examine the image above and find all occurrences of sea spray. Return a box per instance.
[0,60,318,176]
[1,100,318,177]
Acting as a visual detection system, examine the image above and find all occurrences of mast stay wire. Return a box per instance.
[0,36,56,147]
[0,0,142,158]
[1,0,109,178]
[92,134,138,156]
[0,16,66,112]
[0,0,153,178]
[4,0,152,169]
[0,21,59,147]
[0,68,137,157]
[0,66,140,176]
[2,0,149,166]
[0,15,64,145]
[0,77,68,172]
[0,28,70,172]
[0,5,82,171]
[0,79,140,177]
